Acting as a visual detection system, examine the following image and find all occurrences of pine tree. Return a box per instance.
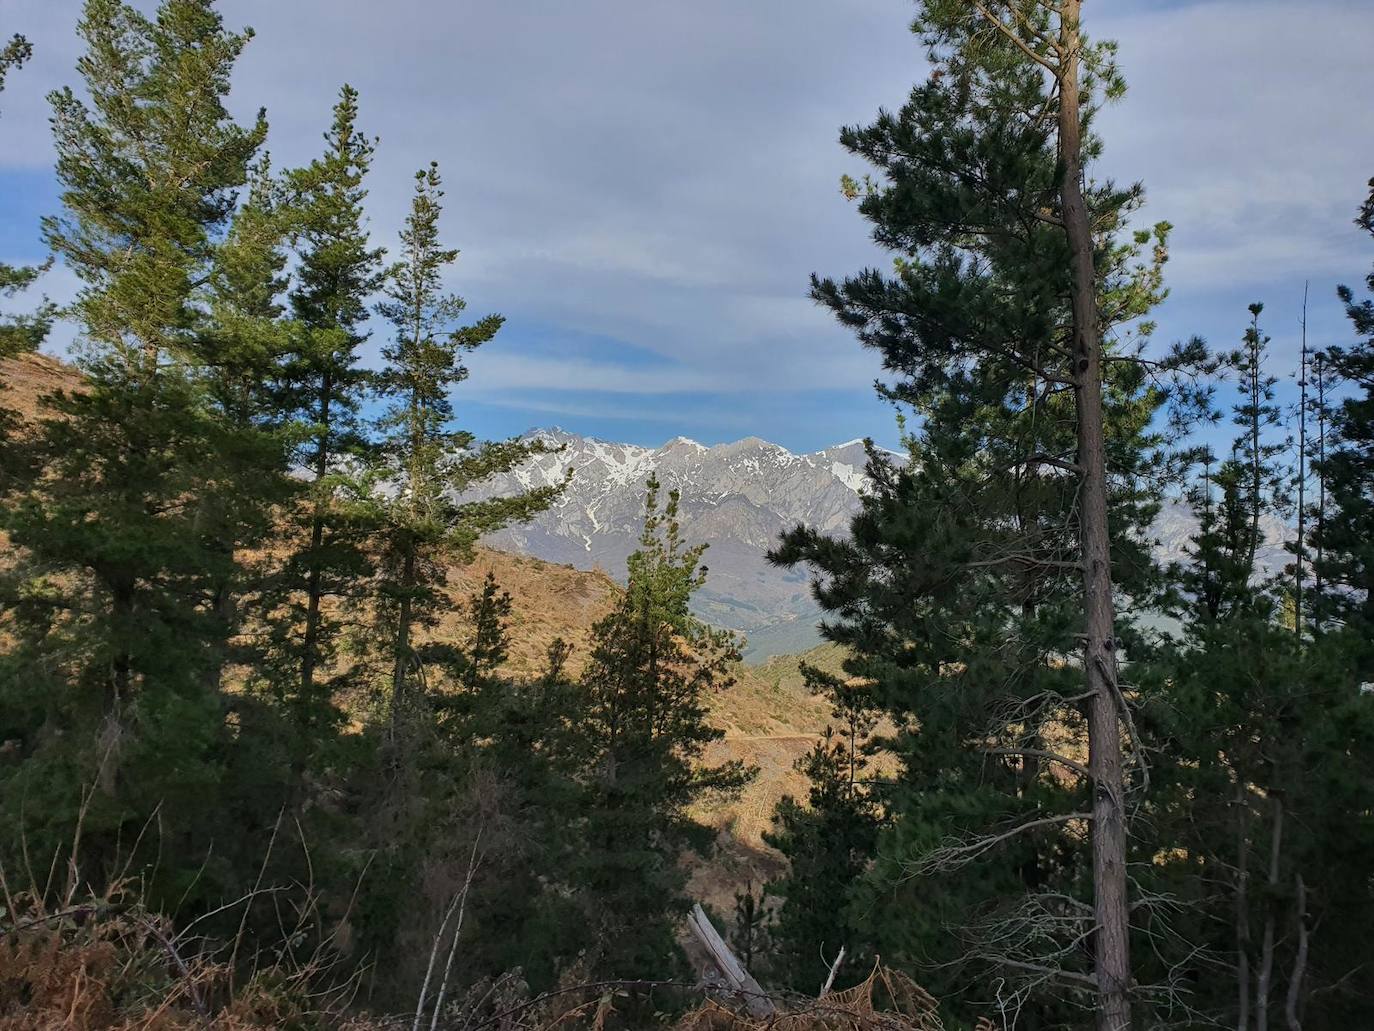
[570,477,753,978]
[730,880,770,976]
[1137,308,1374,1027]
[770,3,1201,1023]
[1229,304,1290,575]
[193,157,301,694]
[1313,178,1374,662]
[763,665,880,993]
[269,84,388,733]
[371,162,563,720]
[459,572,513,692]
[0,0,271,897]
[342,167,567,999]
[431,580,587,995]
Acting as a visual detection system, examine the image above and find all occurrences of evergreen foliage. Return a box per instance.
[0,0,276,903]
[2,3,1374,1027]
[767,2,1185,1021]
[569,476,754,978]
[1314,177,1374,658]
[265,83,388,743]
[371,162,563,721]
[1133,305,1374,1027]
[763,666,880,994]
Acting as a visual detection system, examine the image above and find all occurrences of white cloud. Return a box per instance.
[3,0,1372,444]
[1098,1,1374,291]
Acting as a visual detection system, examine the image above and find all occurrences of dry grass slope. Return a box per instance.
[1,352,841,910]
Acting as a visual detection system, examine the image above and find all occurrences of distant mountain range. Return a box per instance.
[475,429,1293,660]
[3,353,1291,661]
[475,430,873,658]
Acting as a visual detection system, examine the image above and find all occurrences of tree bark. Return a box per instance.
[300,515,325,706]
[1057,5,1133,1028]
[300,374,333,708]
[1313,355,1326,624]
[1256,795,1284,1030]
[391,541,417,723]
[1246,311,1264,577]
[1285,872,1308,1031]
[108,581,135,713]
[1236,784,1252,1031]
[1295,284,1308,638]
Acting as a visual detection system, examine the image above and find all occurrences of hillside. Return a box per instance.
[0,351,77,423]
[0,350,836,900]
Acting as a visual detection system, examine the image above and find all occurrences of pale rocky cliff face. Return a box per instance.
[472,430,1292,659]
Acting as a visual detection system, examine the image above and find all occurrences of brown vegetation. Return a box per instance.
[0,350,844,917]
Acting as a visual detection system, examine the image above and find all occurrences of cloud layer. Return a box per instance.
[2,0,1372,449]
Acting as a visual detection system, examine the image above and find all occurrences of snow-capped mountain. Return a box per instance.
[474,429,1293,659]
[474,430,877,658]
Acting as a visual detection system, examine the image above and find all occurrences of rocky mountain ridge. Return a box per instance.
[475,429,875,657]
[476,428,1293,659]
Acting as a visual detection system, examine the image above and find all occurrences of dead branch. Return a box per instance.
[980,747,1089,780]
[905,812,1091,876]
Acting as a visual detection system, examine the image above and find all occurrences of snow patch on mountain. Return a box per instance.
[472,431,1291,660]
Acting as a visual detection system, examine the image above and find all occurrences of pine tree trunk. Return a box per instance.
[202,581,234,695]
[1285,872,1308,1031]
[109,581,135,712]
[392,542,417,722]
[300,375,333,708]
[1247,322,1263,577]
[1295,287,1308,637]
[1236,784,1252,1031]
[1314,356,1326,619]
[1057,5,1132,1028]
[1255,795,1284,1030]
[300,513,325,705]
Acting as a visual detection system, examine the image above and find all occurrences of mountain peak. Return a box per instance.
[470,427,867,658]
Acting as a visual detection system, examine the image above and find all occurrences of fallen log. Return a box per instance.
[687,903,776,1019]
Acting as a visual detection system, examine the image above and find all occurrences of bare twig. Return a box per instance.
[906,812,1091,876]
[981,747,1090,780]
[430,830,485,1031]
[819,945,846,998]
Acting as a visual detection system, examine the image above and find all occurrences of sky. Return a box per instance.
[2,0,1373,453]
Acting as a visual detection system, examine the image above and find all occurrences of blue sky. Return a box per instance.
[2,0,1372,453]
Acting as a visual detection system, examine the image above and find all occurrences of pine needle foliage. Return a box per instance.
[371,162,565,719]
[0,0,279,899]
[570,477,754,979]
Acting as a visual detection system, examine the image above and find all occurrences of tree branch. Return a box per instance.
[909,812,1092,875]
[982,747,1090,780]
[970,0,1058,72]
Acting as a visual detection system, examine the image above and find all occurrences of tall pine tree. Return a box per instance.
[266,84,388,737]
[771,3,1199,1024]
[0,0,271,898]
[1313,177,1374,662]
[371,162,563,720]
